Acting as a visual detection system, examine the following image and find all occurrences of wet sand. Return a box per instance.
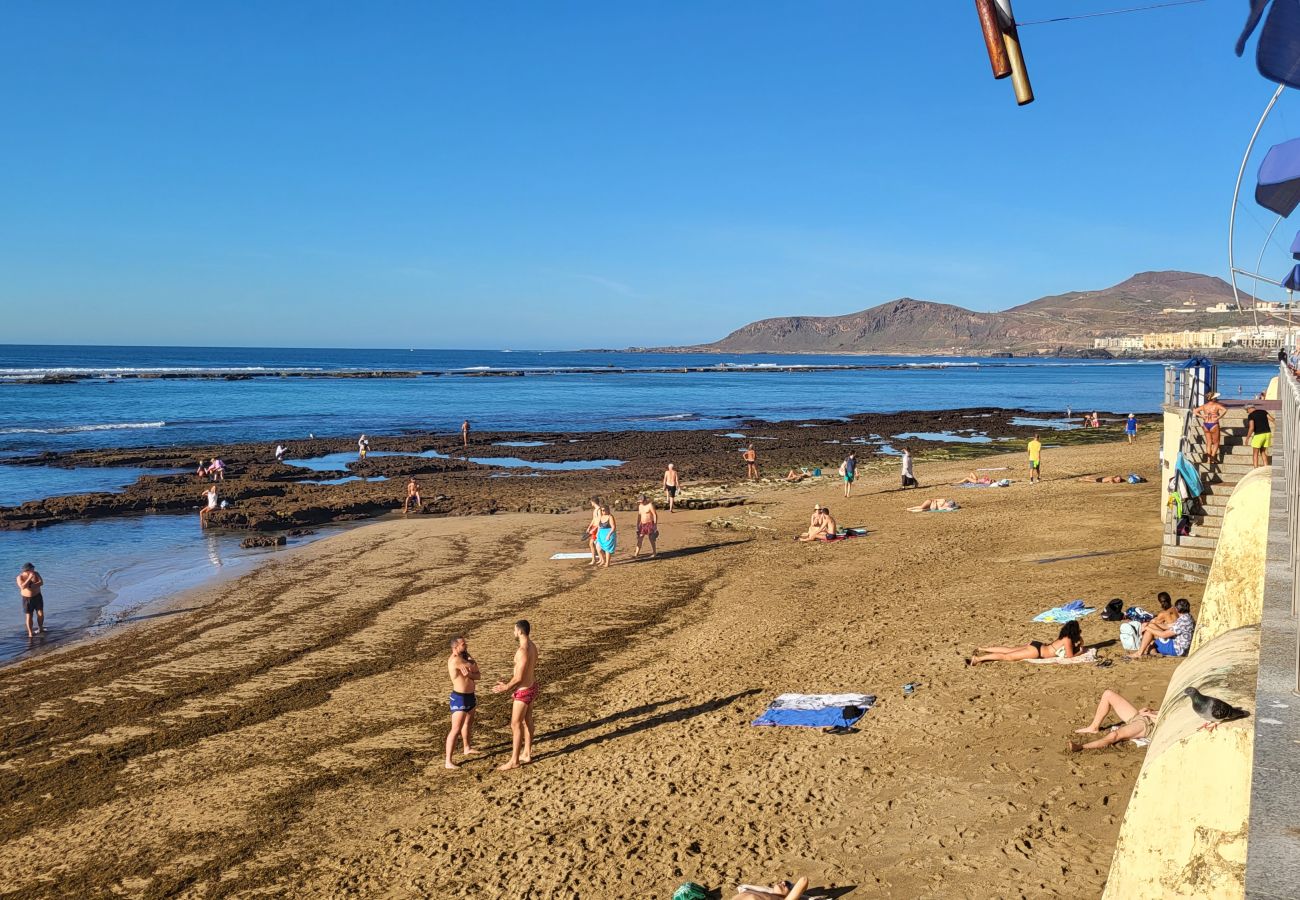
[0,434,1194,898]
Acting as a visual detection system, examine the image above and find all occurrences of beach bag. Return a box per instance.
[1100,598,1125,621]
[838,461,846,477]
[672,883,710,900]
[1127,473,1145,484]
[1120,621,1143,652]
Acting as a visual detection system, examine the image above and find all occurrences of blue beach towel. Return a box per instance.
[1033,600,1096,623]
[1175,454,1202,498]
[956,479,1011,488]
[751,693,877,728]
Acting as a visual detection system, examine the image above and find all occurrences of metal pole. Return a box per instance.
[1229,84,1286,318]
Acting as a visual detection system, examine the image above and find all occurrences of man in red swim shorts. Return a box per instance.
[492,619,539,770]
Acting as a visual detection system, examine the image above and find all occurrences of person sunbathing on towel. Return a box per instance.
[784,469,806,483]
[796,506,837,541]
[968,621,1083,666]
[1077,475,1126,483]
[907,498,958,512]
[733,878,809,899]
[962,472,994,485]
[1068,688,1158,752]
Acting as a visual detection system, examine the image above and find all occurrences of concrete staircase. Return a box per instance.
[1159,408,1260,582]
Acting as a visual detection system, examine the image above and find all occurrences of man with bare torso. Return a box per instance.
[445,636,481,769]
[1194,393,1228,463]
[635,493,659,558]
[16,563,44,638]
[662,463,680,512]
[403,477,422,514]
[743,443,758,480]
[492,619,539,771]
[461,420,470,450]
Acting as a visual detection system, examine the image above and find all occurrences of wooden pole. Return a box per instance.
[974,0,1011,79]
[993,0,1034,106]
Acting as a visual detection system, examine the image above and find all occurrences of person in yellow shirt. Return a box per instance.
[1027,434,1042,483]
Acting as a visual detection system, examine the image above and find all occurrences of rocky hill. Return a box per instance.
[669,271,1256,355]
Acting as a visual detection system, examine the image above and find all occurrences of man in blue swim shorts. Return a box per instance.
[445,636,481,769]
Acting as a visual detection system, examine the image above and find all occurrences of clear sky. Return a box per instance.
[0,1,1292,349]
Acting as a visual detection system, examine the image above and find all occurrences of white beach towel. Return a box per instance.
[1024,648,1098,666]
[765,693,874,711]
[550,552,592,560]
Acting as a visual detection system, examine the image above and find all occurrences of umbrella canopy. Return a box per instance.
[1284,264,1300,291]
[1291,230,1300,260]
[1236,0,1300,90]
[1257,138,1300,216]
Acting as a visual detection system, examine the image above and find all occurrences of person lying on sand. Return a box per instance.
[908,498,958,512]
[733,877,810,899]
[784,469,806,483]
[961,472,994,485]
[1068,689,1157,752]
[969,621,1083,665]
[796,506,837,541]
[1077,475,1126,483]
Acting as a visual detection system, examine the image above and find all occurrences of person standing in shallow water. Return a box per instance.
[16,563,44,638]
[357,434,370,460]
[492,620,539,771]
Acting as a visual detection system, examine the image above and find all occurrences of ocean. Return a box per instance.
[0,345,1277,665]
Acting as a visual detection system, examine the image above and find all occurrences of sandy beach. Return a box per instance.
[0,434,1196,898]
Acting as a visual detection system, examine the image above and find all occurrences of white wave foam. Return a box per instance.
[0,421,166,435]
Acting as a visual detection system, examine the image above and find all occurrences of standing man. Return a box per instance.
[1028,434,1043,484]
[358,434,370,460]
[1125,414,1138,445]
[662,463,680,512]
[1194,392,1228,464]
[16,562,44,638]
[444,636,481,769]
[840,451,857,498]
[743,443,758,481]
[1244,402,1275,467]
[274,444,286,462]
[634,494,659,558]
[403,477,422,514]
[461,420,470,450]
[200,485,219,528]
[492,620,539,771]
[900,446,918,489]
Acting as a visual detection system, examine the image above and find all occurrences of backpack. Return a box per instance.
[1100,598,1125,621]
[1120,621,1143,652]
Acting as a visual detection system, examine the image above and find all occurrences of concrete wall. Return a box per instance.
[1103,627,1258,900]
[1104,469,1269,899]
[1161,407,1185,523]
[1192,468,1271,653]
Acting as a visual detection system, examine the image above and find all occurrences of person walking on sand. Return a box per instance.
[900,445,918,489]
[16,562,44,638]
[1194,393,1228,463]
[358,434,370,460]
[403,477,422,514]
[492,620,539,771]
[743,443,758,481]
[634,494,659,558]
[444,636,481,769]
[586,497,602,566]
[663,463,680,512]
[594,504,617,567]
[840,451,857,498]
[461,420,470,450]
[200,485,219,528]
[1027,434,1042,483]
[1245,402,1275,467]
[1125,414,1138,444]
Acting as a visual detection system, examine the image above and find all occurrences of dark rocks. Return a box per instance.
[240,535,286,549]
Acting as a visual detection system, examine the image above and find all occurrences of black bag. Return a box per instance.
[1100,598,1125,621]
[1176,515,1192,537]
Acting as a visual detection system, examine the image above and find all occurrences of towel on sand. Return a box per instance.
[1033,600,1095,623]
[550,552,592,560]
[752,693,877,728]
[1024,648,1098,666]
[956,479,1011,488]
[824,527,869,541]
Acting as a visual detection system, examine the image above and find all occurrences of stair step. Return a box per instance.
[1162,544,1216,560]
[1167,535,1218,549]
[1156,563,1209,584]
[1158,556,1211,579]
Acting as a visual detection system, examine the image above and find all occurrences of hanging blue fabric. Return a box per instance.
[1176,453,1203,499]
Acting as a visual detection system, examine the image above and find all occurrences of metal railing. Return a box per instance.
[1279,362,1300,625]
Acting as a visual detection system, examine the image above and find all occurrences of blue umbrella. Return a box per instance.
[1284,264,1300,291]
[1236,0,1300,90]
[1291,230,1300,260]
[1257,138,1300,216]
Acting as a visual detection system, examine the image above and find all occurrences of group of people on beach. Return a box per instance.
[444,619,540,771]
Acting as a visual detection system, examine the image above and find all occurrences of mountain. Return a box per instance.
[671,271,1256,355]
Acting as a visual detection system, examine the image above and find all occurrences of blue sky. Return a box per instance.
[0,1,1292,349]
